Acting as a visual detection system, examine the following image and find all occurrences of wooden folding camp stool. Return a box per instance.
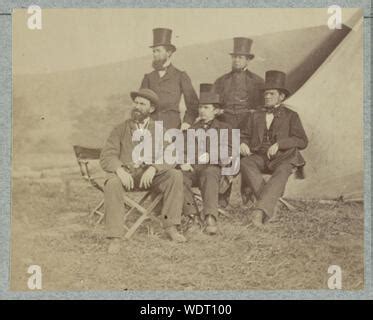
[73,145,163,239]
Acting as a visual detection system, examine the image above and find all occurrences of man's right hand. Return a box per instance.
[116,167,134,190]
[240,143,251,156]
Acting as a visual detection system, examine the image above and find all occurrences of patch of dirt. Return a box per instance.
[10,179,364,291]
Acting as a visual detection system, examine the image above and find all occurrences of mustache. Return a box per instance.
[232,66,245,72]
[131,109,149,122]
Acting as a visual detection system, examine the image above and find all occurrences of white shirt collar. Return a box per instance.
[163,59,171,68]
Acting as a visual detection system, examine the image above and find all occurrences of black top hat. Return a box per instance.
[150,28,176,52]
[230,37,255,59]
[199,83,221,106]
[261,70,290,97]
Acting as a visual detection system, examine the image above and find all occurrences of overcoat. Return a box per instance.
[140,64,199,128]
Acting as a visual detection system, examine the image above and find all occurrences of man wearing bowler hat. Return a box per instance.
[181,84,233,235]
[239,70,308,227]
[100,88,186,254]
[213,37,264,128]
[140,28,199,131]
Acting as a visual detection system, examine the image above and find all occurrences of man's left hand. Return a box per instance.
[267,143,279,159]
[140,166,157,189]
[180,122,191,131]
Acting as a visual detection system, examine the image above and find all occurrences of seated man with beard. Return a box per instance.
[100,88,186,254]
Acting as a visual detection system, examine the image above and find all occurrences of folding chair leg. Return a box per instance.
[279,198,296,211]
[96,210,105,224]
[89,198,104,222]
[124,194,163,239]
[218,208,231,218]
[123,192,150,222]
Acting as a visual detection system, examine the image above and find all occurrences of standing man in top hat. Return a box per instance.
[239,70,308,227]
[213,37,264,129]
[140,28,199,131]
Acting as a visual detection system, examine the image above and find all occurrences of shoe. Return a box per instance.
[252,209,265,228]
[165,226,187,243]
[108,238,121,254]
[205,215,218,235]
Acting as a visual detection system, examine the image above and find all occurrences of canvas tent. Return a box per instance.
[284,16,363,200]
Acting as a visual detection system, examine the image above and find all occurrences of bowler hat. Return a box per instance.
[230,37,255,59]
[150,28,176,52]
[130,88,160,108]
[199,83,221,106]
[261,70,290,97]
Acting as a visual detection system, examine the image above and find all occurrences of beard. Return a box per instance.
[232,65,245,72]
[152,58,167,71]
[131,109,150,123]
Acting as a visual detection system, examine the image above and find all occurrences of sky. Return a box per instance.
[12,8,359,74]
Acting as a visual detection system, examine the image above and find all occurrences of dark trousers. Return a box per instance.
[240,154,293,219]
[182,165,221,218]
[104,168,184,238]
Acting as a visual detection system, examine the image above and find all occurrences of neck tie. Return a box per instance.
[262,106,275,114]
[202,120,213,129]
[263,105,282,116]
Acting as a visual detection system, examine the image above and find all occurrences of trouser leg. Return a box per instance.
[198,165,221,219]
[218,178,232,208]
[151,168,184,228]
[182,171,198,216]
[256,161,293,219]
[103,176,125,238]
[240,154,266,198]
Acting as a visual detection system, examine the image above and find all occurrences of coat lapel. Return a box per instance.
[128,119,137,135]
[271,104,286,138]
[159,64,175,83]
[225,72,234,92]
[147,69,158,82]
[210,118,221,130]
[128,120,139,149]
[255,112,266,144]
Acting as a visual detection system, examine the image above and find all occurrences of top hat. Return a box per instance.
[150,28,176,52]
[261,70,290,97]
[230,37,255,59]
[130,88,160,108]
[199,83,221,106]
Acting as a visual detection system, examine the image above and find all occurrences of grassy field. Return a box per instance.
[10,176,364,291]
